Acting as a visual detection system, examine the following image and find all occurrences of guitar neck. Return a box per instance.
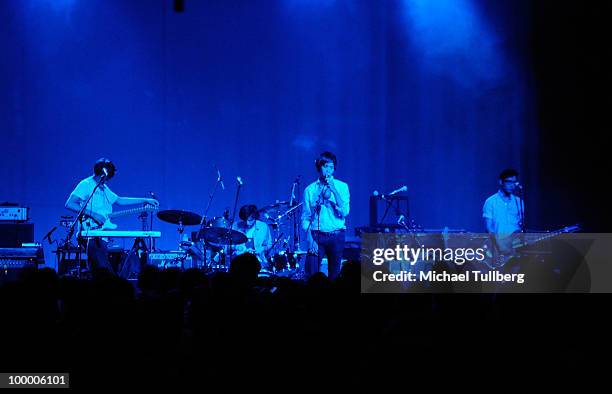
[517,225,579,248]
[108,206,154,219]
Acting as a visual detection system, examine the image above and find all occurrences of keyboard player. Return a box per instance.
[64,158,159,276]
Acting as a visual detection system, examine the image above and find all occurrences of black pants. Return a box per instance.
[81,238,114,274]
[305,230,345,280]
[81,238,142,279]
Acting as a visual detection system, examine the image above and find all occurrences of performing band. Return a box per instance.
[58,154,568,279]
[60,153,352,279]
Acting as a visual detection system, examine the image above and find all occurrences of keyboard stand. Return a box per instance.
[118,237,149,280]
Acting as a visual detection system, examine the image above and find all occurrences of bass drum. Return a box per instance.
[270,250,298,272]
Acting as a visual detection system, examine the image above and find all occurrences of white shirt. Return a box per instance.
[302,178,350,233]
[233,220,272,254]
[483,190,523,235]
[69,176,119,219]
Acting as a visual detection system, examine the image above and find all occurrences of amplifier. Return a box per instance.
[0,247,44,269]
[0,223,35,248]
[148,251,193,269]
[0,206,29,221]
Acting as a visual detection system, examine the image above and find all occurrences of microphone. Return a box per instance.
[319,175,332,186]
[43,226,58,244]
[237,176,243,186]
[514,182,523,194]
[389,185,408,196]
[217,168,225,190]
[102,167,109,178]
[373,185,408,199]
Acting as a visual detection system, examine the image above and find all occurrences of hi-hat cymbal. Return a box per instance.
[157,210,202,226]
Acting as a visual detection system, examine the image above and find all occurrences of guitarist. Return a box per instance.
[483,168,524,263]
[64,158,159,274]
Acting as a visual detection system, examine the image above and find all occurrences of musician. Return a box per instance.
[232,204,272,265]
[302,151,350,280]
[483,168,524,253]
[65,158,159,275]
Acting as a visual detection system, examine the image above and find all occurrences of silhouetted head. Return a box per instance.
[229,253,261,285]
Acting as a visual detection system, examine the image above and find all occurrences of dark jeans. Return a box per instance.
[81,238,114,274]
[305,230,345,280]
[81,238,143,279]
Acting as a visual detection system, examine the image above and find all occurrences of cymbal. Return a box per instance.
[157,210,202,226]
[258,201,290,213]
[198,227,247,245]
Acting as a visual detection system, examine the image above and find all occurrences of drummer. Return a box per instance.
[232,204,272,264]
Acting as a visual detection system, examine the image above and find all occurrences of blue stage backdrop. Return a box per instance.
[0,0,538,267]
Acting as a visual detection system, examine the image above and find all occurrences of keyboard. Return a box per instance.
[79,230,162,238]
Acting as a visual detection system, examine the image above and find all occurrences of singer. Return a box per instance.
[64,158,159,275]
[301,151,350,279]
[483,168,524,253]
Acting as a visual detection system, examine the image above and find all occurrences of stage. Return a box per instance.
[1,0,610,389]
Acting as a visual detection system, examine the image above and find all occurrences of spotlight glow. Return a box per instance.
[402,0,505,87]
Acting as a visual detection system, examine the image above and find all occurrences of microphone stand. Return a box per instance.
[378,194,393,224]
[379,194,423,252]
[148,191,157,250]
[290,176,301,252]
[276,202,304,224]
[226,179,243,269]
[229,180,242,230]
[378,192,412,231]
[377,192,423,251]
[199,171,223,231]
[306,182,329,274]
[197,170,224,270]
[64,175,106,278]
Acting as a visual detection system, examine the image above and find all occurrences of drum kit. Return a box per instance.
[154,201,306,277]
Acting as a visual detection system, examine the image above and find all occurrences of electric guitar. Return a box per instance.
[81,204,159,231]
[483,224,580,269]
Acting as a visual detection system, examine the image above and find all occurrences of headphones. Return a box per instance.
[93,158,116,179]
